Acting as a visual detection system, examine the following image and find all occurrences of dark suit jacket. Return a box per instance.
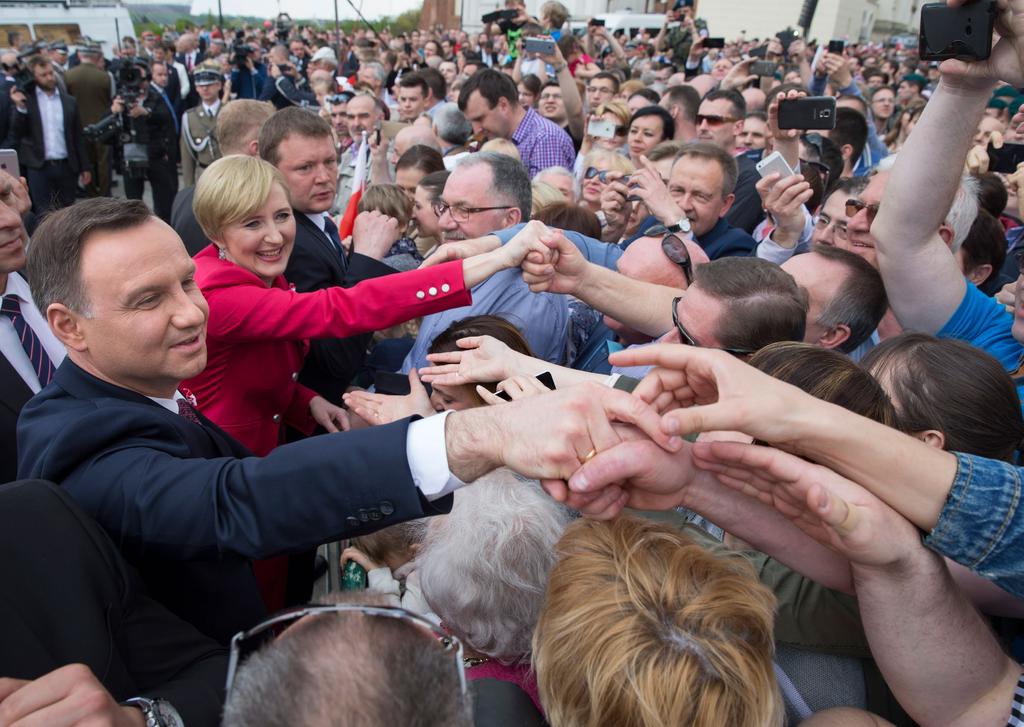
[17,359,451,643]
[0,355,33,484]
[286,212,397,403]
[9,82,89,173]
[725,153,763,235]
[697,217,758,260]
[0,480,226,726]
[170,184,210,256]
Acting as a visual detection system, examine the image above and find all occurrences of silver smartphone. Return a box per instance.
[588,118,616,139]
[0,149,19,179]
[524,36,556,55]
[755,150,796,179]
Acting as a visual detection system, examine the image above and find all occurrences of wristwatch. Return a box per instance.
[122,697,185,727]
[665,216,692,235]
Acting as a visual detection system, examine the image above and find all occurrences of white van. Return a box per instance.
[0,0,135,55]
[569,12,667,39]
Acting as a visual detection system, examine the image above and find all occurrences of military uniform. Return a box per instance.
[65,43,115,196]
[179,67,222,186]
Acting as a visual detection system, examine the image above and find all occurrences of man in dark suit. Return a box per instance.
[0,480,225,726]
[8,54,90,214]
[259,107,398,403]
[0,172,64,485]
[17,196,665,644]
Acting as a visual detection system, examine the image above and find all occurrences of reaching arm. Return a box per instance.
[871,77,984,332]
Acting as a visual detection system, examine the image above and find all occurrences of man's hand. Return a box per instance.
[269,62,281,79]
[500,220,555,269]
[691,440,922,570]
[628,156,684,225]
[9,87,26,111]
[309,395,350,433]
[111,96,125,114]
[756,172,812,249]
[344,370,435,424]
[79,171,92,187]
[0,664,146,727]
[520,227,591,295]
[767,89,805,142]
[719,58,757,91]
[351,210,400,260]
[822,52,852,89]
[538,39,566,69]
[787,38,806,61]
[476,374,552,405]
[420,335,525,387]
[340,545,381,572]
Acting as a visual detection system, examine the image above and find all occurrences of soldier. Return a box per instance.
[46,41,69,92]
[65,40,115,196]
[180,62,223,186]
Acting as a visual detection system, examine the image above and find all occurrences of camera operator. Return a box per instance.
[109,59,179,222]
[228,34,266,99]
[65,41,114,197]
[260,44,318,109]
[8,54,90,214]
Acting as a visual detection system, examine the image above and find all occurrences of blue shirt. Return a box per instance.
[399,267,569,373]
[937,280,1024,403]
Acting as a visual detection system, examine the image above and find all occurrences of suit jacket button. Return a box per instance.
[292,372,299,381]
[416,290,425,299]
[380,501,394,515]
[441,283,450,293]
[369,509,382,521]
[358,509,369,522]
[346,516,360,527]
[272,413,281,422]
[428,286,438,296]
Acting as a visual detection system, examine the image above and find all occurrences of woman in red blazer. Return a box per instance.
[180,155,539,610]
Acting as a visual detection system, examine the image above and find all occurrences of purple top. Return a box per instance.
[511,106,576,178]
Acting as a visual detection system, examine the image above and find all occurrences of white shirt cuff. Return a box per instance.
[406,410,465,501]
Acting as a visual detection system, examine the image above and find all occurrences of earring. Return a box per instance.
[217,247,226,260]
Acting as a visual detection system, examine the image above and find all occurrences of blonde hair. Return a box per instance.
[358,183,413,228]
[618,80,645,100]
[531,180,563,216]
[593,100,631,128]
[533,516,783,727]
[479,138,521,161]
[193,155,291,240]
[583,148,635,175]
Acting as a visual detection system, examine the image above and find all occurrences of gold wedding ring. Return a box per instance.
[582,448,598,463]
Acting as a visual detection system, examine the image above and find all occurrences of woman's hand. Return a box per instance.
[419,335,523,386]
[343,370,435,425]
[309,396,350,433]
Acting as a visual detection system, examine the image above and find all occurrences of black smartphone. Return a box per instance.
[778,96,837,130]
[919,0,996,61]
[494,372,557,401]
[751,60,778,77]
[987,141,1024,174]
[589,18,606,27]
[374,371,411,396]
[828,39,845,54]
[404,42,412,54]
[482,8,516,24]
[703,37,725,49]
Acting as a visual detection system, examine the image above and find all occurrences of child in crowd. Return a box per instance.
[340,520,433,619]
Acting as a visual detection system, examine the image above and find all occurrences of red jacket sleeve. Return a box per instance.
[203,260,472,343]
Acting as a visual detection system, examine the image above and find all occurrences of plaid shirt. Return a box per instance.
[511,107,576,179]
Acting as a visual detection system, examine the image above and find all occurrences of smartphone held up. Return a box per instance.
[777,97,837,131]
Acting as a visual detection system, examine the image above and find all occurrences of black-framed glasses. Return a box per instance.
[432,200,513,222]
[661,234,693,286]
[845,198,880,224]
[696,113,738,127]
[671,296,755,357]
[226,604,467,695]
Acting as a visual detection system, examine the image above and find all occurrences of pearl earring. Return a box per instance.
[217,247,226,260]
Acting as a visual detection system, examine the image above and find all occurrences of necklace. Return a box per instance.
[463,655,491,668]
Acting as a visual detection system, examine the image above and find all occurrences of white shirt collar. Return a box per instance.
[304,212,327,232]
[35,85,58,100]
[2,270,32,301]
[149,390,187,413]
[202,99,220,115]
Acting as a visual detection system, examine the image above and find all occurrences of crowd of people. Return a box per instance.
[4,0,1024,724]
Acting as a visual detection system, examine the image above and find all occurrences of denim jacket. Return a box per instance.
[925,452,1024,597]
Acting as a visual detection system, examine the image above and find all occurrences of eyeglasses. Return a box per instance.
[800,158,831,193]
[661,234,693,286]
[845,198,880,224]
[226,604,467,695]
[696,114,738,127]
[671,296,755,357]
[813,213,848,240]
[432,200,513,222]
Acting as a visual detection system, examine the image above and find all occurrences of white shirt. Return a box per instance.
[1,272,67,393]
[304,211,341,250]
[35,86,67,160]
[158,388,463,501]
[201,100,220,117]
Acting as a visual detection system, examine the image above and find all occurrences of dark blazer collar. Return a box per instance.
[0,354,33,416]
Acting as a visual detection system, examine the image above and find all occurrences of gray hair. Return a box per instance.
[874,155,978,253]
[223,593,472,727]
[417,469,573,663]
[456,152,533,221]
[432,102,472,146]
[535,166,578,201]
[361,61,386,83]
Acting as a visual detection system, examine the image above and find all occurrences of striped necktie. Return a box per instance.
[1,295,55,387]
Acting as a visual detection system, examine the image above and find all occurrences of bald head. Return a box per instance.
[394,125,442,157]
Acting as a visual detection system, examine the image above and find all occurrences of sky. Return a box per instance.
[187,0,421,23]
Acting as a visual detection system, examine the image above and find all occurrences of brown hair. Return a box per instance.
[258,107,333,167]
[351,520,426,565]
[692,258,808,352]
[358,184,413,227]
[750,342,896,426]
[811,244,888,353]
[533,516,782,727]
[534,202,602,238]
[216,100,276,156]
[27,198,152,314]
[862,333,1024,462]
[428,315,535,405]
[395,145,445,176]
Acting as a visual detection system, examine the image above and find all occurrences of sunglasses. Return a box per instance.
[845,198,880,224]
[584,166,629,184]
[800,158,831,192]
[671,296,755,357]
[801,132,826,159]
[696,114,738,127]
[226,604,467,695]
[661,234,693,286]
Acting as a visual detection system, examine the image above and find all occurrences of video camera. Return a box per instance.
[482,9,519,33]
[275,12,294,38]
[230,29,252,69]
[9,43,46,91]
[83,56,151,176]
